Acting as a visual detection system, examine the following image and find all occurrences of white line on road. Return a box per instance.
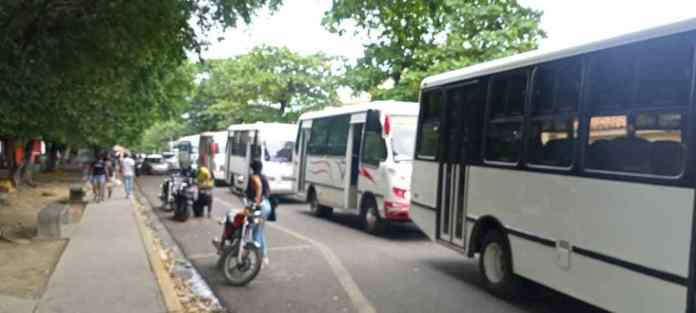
[216,198,377,313]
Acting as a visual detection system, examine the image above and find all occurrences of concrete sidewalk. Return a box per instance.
[35,187,166,313]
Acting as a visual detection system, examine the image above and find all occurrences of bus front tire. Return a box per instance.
[479,230,518,298]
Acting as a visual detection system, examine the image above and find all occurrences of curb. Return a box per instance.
[133,178,225,313]
[130,193,184,313]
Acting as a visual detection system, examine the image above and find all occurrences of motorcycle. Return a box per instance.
[212,199,264,286]
[173,176,196,222]
[159,173,176,212]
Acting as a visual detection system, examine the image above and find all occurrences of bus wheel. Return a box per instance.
[309,190,332,217]
[361,198,385,235]
[479,230,518,298]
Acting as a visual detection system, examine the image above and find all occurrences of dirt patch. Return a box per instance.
[0,170,80,299]
[0,240,67,299]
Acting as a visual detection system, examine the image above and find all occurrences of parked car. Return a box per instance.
[142,154,170,175]
[162,152,179,171]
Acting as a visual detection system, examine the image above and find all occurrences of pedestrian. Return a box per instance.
[196,160,215,218]
[90,155,108,202]
[245,160,271,266]
[121,153,136,199]
[105,156,115,199]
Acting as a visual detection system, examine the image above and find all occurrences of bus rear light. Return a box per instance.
[392,187,407,199]
[384,201,410,220]
[384,114,391,135]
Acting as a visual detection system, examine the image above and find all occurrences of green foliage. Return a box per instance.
[194,46,342,130]
[324,0,545,101]
[135,120,192,153]
[0,0,279,147]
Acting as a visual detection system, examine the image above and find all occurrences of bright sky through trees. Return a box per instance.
[196,0,696,60]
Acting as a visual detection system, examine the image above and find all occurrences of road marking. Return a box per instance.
[216,198,377,313]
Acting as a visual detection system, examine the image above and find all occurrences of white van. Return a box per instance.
[224,123,297,195]
[293,101,419,234]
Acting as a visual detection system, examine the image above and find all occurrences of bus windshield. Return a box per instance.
[264,140,294,163]
[390,116,418,162]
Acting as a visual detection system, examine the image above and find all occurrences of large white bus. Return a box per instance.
[410,19,696,313]
[293,101,419,234]
[223,123,297,195]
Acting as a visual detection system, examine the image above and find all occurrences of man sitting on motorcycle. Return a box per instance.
[196,160,215,218]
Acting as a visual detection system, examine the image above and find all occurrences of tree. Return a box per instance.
[0,0,279,182]
[200,46,342,128]
[0,0,281,146]
[323,0,545,101]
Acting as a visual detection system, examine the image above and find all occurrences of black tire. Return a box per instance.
[222,244,262,286]
[308,190,332,218]
[360,198,385,235]
[479,230,518,298]
[174,200,190,222]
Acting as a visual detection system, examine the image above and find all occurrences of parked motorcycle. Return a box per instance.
[159,173,176,212]
[173,176,196,222]
[212,199,264,286]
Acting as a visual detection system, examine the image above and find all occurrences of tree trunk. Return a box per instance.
[46,143,59,172]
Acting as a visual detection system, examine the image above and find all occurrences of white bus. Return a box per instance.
[224,123,297,195]
[294,101,419,234]
[410,19,696,313]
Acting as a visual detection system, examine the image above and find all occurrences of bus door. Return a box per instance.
[345,113,365,208]
[438,82,478,248]
[296,122,312,193]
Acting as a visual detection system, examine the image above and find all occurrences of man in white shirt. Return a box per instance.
[121,153,136,198]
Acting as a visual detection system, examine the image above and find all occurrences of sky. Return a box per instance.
[196,0,696,61]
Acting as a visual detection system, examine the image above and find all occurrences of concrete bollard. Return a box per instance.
[69,184,84,202]
[37,203,66,239]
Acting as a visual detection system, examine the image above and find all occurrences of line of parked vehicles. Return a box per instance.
[147,19,696,312]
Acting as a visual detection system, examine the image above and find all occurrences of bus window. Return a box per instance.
[634,36,693,108]
[390,116,418,162]
[527,117,577,168]
[587,45,636,110]
[585,113,685,176]
[308,118,331,155]
[485,70,527,164]
[326,115,350,156]
[363,131,387,166]
[416,91,442,160]
[485,121,522,163]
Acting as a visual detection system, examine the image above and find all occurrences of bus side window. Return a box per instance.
[308,118,330,155]
[484,70,527,164]
[416,91,442,160]
[362,111,386,166]
[362,131,387,166]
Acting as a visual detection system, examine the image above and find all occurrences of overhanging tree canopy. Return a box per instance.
[323,0,545,101]
[0,0,281,147]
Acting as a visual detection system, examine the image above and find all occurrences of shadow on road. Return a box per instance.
[298,210,430,242]
[425,258,609,313]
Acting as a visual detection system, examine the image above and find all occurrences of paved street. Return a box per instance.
[138,175,607,313]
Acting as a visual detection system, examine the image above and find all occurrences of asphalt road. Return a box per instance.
[137,175,607,313]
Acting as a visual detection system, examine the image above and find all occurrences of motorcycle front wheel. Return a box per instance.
[222,244,262,286]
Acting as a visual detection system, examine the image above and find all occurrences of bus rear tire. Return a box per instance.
[479,230,518,298]
[308,190,332,218]
[361,198,385,235]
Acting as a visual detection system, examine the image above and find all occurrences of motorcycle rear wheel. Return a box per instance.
[173,200,190,222]
[222,244,262,286]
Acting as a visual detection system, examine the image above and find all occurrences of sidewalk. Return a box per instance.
[35,187,166,313]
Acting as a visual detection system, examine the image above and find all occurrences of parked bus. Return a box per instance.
[224,123,297,195]
[294,101,419,234]
[210,131,229,182]
[410,18,696,313]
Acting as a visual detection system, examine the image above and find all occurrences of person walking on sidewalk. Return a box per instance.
[245,160,272,266]
[196,160,215,218]
[105,156,115,199]
[90,156,108,202]
[121,153,136,199]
